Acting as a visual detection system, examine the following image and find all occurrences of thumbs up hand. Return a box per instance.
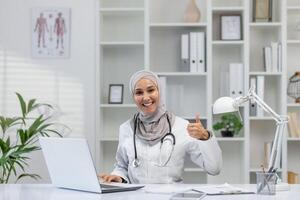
[187,114,210,140]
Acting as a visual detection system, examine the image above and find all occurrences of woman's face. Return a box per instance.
[133,78,159,115]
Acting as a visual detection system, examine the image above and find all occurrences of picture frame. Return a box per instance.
[253,0,272,22]
[220,15,242,40]
[108,84,124,104]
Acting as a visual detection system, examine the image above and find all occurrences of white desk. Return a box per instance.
[1,184,300,200]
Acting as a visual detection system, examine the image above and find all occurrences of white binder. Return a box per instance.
[271,42,278,72]
[159,76,167,107]
[256,76,265,117]
[197,32,205,73]
[229,63,244,98]
[189,32,197,72]
[181,34,189,72]
[249,76,257,116]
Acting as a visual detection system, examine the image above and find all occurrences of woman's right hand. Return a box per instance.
[98,173,123,183]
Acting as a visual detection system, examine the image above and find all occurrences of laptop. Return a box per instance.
[39,137,144,193]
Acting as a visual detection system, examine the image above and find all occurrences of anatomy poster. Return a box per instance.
[31,8,70,58]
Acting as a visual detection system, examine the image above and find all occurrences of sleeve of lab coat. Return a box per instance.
[110,124,130,183]
[186,133,222,175]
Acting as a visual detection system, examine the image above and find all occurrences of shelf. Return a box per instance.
[287,40,300,44]
[100,104,136,108]
[212,6,244,13]
[156,72,207,76]
[150,23,207,27]
[249,72,282,76]
[99,8,144,13]
[212,40,244,45]
[288,138,300,141]
[287,6,300,11]
[216,137,245,142]
[249,168,282,172]
[184,168,205,172]
[249,116,274,120]
[287,103,300,107]
[100,138,118,141]
[100,41,144,46]
[249,22,282,27]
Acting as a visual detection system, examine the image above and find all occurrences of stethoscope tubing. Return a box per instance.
[132,113,175,168]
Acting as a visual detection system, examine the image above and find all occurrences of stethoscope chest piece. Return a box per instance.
[132,158,140,168]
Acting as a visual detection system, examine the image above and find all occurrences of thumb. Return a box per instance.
[195,114,200,123]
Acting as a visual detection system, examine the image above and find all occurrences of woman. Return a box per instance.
[100,70,222,183]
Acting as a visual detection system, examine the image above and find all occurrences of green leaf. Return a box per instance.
[16,93,27,118]
[16,173,41,183]
[27,99,37,113]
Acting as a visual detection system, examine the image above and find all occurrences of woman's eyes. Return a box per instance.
[135,88,156,95]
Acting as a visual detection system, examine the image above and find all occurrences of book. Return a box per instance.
[264,142,272,168]
[288,171,299,184]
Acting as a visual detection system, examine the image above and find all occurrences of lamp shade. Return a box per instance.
[213,97,238,114]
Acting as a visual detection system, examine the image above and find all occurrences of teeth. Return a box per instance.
[143,102,152,107]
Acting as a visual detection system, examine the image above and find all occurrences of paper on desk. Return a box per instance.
[193,183,253,195]
[143,184,192,194]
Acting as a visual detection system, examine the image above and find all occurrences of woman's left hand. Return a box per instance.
[187,114,210,140]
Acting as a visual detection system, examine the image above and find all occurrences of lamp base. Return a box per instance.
[276,182,290,191]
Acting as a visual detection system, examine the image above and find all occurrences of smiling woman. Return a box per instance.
[99,70,222,184]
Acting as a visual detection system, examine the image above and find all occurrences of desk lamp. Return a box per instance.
[213,86,290,191]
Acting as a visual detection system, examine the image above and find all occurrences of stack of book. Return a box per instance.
[263,42,282,72]
[181,32,206,73]
[249,76,265,117]
[287,112,300,138]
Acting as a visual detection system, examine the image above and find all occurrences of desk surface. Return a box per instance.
[0,184,300,200]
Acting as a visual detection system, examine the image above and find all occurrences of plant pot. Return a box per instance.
[221,130,234,137]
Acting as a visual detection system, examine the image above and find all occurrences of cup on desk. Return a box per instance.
[256,172,276,195]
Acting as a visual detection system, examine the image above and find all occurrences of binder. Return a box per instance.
[263,46,272,72]
[229,63,244,98]
[256,76,265,117]
[271,42,278,72]
[189,32,197,72]
[219,65,229,97]
[159,76,167,107]
[278,42,282,72]
[181,34,189,72]
[249,76,257,116]
[196,32,205,73]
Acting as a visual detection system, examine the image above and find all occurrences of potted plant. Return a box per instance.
[213,113,243,137]
[0,93,65,183]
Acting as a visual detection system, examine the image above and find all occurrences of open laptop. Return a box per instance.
[39,137,144,193]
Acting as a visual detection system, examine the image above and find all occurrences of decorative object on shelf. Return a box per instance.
[287,72,300,103]
[183,0,201,23]
[220,15,242,40]
[213,113,243,137]
[31,7,71,58]
[253,0,272,22]
[0,93,66,183]
[108,84,124,104]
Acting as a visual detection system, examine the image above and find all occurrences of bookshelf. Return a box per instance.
[96,0,298,184]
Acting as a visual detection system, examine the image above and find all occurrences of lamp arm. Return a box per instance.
[234,88,288,172]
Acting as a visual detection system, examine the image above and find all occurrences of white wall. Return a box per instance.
[0,0,96,183]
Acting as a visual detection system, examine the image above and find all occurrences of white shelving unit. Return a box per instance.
[96,0,299,184]
[286,0,300,181]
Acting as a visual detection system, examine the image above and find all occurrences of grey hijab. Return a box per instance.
[129,70,175,145]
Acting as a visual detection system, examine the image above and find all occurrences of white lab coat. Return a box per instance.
[111,116,222,184]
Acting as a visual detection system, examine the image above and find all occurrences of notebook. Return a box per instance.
[39,137,144,193]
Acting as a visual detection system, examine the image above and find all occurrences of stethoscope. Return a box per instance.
[132,114,176,168]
